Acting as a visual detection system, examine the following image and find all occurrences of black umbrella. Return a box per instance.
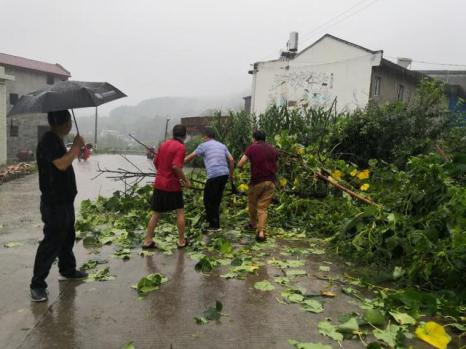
[8,80,127,133]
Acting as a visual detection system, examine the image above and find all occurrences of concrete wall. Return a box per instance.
[0,67,15,166]
[370,66,419,105]
[4,66,67,162]
[251,36,382,114]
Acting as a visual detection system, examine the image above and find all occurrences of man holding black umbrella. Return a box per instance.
[30,110,88,302]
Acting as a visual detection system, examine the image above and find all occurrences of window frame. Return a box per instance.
[373,76,382,97]
[10,122,19,137]
[46,75,55,85]
[397,84,405,101]
[10,93,19,105]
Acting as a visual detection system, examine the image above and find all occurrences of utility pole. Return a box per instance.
[164,118,170,140]
[94,107,98,150]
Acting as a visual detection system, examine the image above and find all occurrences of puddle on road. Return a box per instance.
[74,154,154,203]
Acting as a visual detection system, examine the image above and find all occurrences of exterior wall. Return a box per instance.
[418,71,466,112]
[181,115,230,138]
[251,36,382,114]
[369,66,419,104]
[0,81,6,165]
[419,71,466,91]
[3,66,68,162]
[0,67,15,166]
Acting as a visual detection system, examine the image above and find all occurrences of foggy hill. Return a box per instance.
[76,93,246,145]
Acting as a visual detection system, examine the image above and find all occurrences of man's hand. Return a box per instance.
[182,178,192,188]
[237,154,248,169]
[73,135,85,149]
[53,135,85,171]
[184,152,196,163]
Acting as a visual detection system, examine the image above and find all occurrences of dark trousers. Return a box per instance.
[203,175,229,228]
[30,201,77,289]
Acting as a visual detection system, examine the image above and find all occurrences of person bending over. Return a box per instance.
[237,130,278,242]
[185,128,234,232]
[142,124,192,249]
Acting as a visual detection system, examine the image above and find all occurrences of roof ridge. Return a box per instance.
[0,52,71,77]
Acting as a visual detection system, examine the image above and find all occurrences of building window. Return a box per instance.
[47,75,55,85]
[287,100,297,107]
[397,84,405,101]
[373,77,381,96]
[10,121,19,137]
[10,93,19,105]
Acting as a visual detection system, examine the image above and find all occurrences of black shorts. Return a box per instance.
[150,189,184,212]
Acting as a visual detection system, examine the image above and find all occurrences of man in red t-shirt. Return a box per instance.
[238,130,278,242]
[142,125,192,249]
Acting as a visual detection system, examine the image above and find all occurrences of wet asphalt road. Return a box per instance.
[0,154,387,349]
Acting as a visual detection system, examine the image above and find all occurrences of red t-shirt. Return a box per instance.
[153,138,186,192]
[244,141,278,185]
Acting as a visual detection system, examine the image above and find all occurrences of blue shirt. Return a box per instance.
[195,139,231,179]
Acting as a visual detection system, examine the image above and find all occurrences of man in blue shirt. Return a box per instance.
[185,128,234,231]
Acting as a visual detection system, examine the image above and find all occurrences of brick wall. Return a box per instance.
[7,113,48,161]
[5,66,67,162]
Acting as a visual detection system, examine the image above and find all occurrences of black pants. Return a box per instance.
[30,201,77,289]
[203,175,229,229]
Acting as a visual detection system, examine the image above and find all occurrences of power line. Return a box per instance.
[299,0,379,44]
[410,60,466,68]
[257,0,383,62]
[385,56,466,68]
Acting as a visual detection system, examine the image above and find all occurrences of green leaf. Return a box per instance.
[319,265,330,272]
[201,301,223,321]
[389,311,416,325]
[449,323,466,332]
[308,247,326,255]
[86,267,115,282]
[219,240,233,255]
[121,341,136,349]
[337,317,359,333]
[268,258,305,269]
[3,241,22,248]
[274,276,290,285]
[188,252,205,261]
[80,258,107,271]
[195,257,214,273]
[364,309,386,326]
[288,339,333,349]
[99,236,114,245]
[194,316,208,325]
[138,250,155,257]
[254,280,275,291]
[302,299,324,313]
[372,324,401,348]
[217,258,232,266]
[112,248,131,260]
[392,266,405,280]
[318,321,343,342]
[231,257,243,266]
[131,273,168,294]
[286,269,307,277]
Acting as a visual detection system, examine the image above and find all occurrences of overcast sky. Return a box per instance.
[1,0,465,115]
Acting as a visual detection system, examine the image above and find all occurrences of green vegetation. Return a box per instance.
[76,79,465,348]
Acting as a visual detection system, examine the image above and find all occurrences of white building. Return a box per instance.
[0,52,70,162]
[249,33,423,114]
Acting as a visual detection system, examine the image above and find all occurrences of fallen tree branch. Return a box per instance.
[315,171,379,207]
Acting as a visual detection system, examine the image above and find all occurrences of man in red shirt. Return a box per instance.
[238,130,278,242]
[142,125,192,249]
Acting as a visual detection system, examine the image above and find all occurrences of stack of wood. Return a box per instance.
[0,163,35,184]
